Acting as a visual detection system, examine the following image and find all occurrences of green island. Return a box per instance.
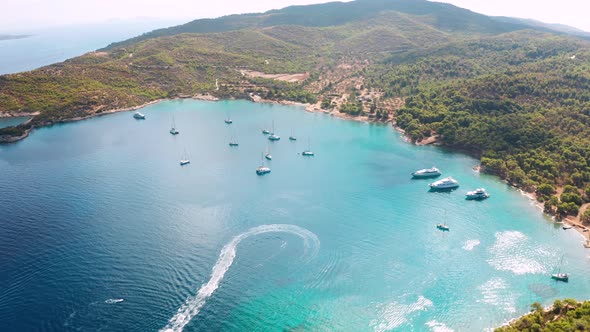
[496,300,590,331]
[2,0,590,225]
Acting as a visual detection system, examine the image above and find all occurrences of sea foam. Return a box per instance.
[160,224,320,332]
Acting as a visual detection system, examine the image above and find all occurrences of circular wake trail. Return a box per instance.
[161,224,320,332]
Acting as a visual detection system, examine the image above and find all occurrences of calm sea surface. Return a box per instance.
[1,99,590,331]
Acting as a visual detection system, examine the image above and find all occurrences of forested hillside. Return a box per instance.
[496,300,590,332]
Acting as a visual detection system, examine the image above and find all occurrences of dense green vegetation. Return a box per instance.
[103,0,530,50]
[496,300,590,331]
[381,32,590,216]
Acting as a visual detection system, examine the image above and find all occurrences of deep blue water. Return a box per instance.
[1,99,590,331]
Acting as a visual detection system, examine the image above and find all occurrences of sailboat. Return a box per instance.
[302,137,314,156]
[265,145,272,160]
[289,129,297,141]
[262,128,270,135]
[224,111,233,124]
[551,255,569,282]
[180,148,190,166]
[133,111,146,119]
[169,115,179,135]
[268,120,280,141]
[436,210,450,231]
[256,153,271,175]
[229,135,239,146]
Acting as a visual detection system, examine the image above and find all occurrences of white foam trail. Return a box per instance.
[161,224,320,332]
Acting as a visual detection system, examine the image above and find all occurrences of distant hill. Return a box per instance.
[494,16,590,38]
[103,0,532,50]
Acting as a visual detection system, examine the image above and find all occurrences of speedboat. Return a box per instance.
[436,224,450,231]
[256,166,271,175]
[133,112,146,119]
[465,188,490,200]
[429,177,459,190]
[224,119,233,124]
[412,167,441,178]
[551,273,569,282]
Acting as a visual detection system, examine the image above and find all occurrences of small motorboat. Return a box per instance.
[465,188,490,200]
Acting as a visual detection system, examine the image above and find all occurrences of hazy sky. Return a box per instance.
[2,0,590,32]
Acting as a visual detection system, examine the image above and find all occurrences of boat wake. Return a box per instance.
[160,224,320,332]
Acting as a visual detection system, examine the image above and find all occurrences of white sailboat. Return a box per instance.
[302,137,314,156]
[436,210,450,231]
[170,115,179,135]
[180,148,190,166]
[256,153,271,175]
[268,120,280,141]
[224,111,232,124]
[265,145,272,160]
[551,255,569,282]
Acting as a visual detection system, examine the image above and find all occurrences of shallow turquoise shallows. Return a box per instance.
[2,99,590,332]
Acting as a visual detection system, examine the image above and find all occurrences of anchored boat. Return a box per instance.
[429,177,459,190]
[465,188,490,200]
[412,167,441,178]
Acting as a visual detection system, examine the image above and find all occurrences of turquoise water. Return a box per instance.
[1,99,590,331]
[0,116,30,128]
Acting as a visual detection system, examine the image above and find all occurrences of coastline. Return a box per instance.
[0,94,219,144]
[3,94,588,248]
[3,94,590,330]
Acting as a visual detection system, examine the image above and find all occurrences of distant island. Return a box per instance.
[0,34,31,41]
[2,0,590,227]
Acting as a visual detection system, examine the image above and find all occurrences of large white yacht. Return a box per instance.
[429,177,459,190]
[412,167,441,178]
